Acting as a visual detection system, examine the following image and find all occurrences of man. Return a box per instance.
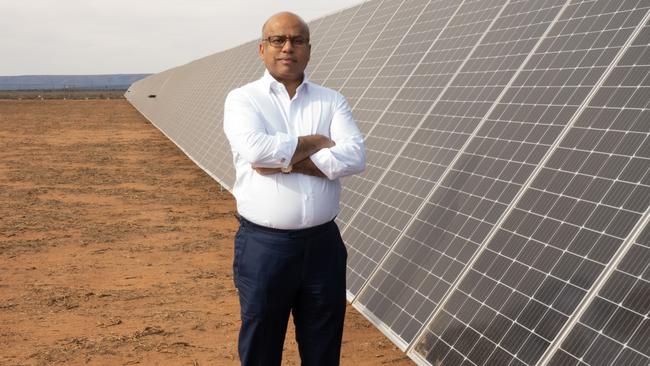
[223,11,366,366]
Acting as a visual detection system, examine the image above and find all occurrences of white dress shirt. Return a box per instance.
[224,69,365,229]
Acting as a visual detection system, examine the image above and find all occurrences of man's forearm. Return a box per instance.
[253,156,327,178]
[292,157,327,178]
[252,134,333,177]
[290,135,334,165]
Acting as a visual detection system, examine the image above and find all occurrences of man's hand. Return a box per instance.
[293,158,327,178]
[252,160,326,178]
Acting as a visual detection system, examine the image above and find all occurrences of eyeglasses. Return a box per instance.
[263,35,309,48]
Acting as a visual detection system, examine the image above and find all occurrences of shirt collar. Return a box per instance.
[262,68,310,96]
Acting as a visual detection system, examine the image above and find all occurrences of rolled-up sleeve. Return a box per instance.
[310,92,366,180]
[223,89,297,168]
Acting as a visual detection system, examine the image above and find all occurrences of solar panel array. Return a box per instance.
[126,0,650,364]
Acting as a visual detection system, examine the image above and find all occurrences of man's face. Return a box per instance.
[259,15,311,84]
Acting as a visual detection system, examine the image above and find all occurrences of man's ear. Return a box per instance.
[259,42,265,60]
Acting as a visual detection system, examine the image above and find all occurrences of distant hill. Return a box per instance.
[0,74,151,90]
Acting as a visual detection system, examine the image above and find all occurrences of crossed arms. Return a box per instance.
[223,89,365,180]
[250,135,335,177]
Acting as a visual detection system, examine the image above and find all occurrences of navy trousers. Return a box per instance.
[233,216,348,366]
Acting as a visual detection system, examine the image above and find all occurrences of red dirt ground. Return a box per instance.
[0,99,413,365]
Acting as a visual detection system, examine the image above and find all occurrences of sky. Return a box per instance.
[1,0,365,76]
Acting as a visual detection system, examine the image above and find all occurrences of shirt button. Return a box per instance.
[281,158,286,163]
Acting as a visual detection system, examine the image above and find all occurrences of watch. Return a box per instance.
[281,164,293,174]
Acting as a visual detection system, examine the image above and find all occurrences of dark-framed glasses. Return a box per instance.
[263,35,309,48]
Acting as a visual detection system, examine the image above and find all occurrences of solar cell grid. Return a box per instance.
[545,21,650,366]
[353,0,572,348]
[341,0,473,299]
[171,63,209,155]
[549,221,650,366]
[305,8,357,79]
[147,66,196,140]
[171,47,249,157]
[192,56,245,160]
[126,68,176,123]
[152,68,180,121]
[321,0,403,91]
[307,2,371,84]
[336,0,413,107]
[303,12,339,72]
[412,3,650,364]
[334,0,439,227]
[173,43,257,178]
[202,43,266,188]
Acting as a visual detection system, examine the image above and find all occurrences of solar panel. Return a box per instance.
[306,7,359,80]
[321,0,402,91]
[333,0,410,107]
[200,41,264,187]
[545,21,650,366]
[549,223,650,366]
[335,0,437,225]
[173,43,260,188]
[126,67,176,123]
[343,0,479,300]
[307,2,374,84]
[125,0,650,364]
[352,0,572,348]
[411,3,650,364]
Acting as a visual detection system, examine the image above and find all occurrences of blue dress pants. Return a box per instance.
[233,216,347,366]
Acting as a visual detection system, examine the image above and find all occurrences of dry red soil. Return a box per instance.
[0,100,413,366]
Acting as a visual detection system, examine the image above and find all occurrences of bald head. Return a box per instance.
[261,12,310,40]
[258,11,311,90]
